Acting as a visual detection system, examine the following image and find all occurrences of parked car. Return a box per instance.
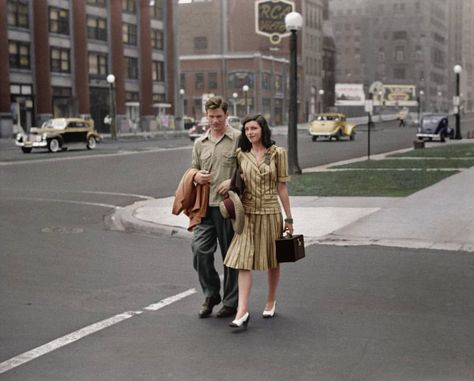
[188,117,210,141]
[416,114,453,142]
[15,118,101,153]
[227,115,241,130]
[183,116,196,130]
[308,113,356,141]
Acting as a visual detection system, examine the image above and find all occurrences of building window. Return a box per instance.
[195,73,204,90]
[395,47,405,62]
[151,0,164,19]
[87,16,107,41]
[194,37,207,50]
[9,41,30,69]
[125,57,138,79]
[180,73,186,89]
[49,7,69,35]
[153,93,166,103]
[122,0,136,13]
[88,52,108,76]
[125,92,139,102]
[87,0,106,5]
[51,47,70,73]
[151,29,164,50]
[123,23,137,45]
[152,61,164,82]
[262,72,271,90]
[208,72,217,89]
[7,0,29,28]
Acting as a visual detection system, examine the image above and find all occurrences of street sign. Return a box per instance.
[364,100,373,114]
[255,0,294,44]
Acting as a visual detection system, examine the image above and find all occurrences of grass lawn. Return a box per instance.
[288,170,458,197]
[388,142,474,158]
[288,142,474,197]
[331,158,474,169]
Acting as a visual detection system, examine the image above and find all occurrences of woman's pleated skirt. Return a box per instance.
[224,212,283,271]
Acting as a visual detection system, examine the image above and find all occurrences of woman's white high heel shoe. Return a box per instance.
[229,312,250,328]
[262,302,276,318]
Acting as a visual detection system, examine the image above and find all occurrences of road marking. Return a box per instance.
[0,189,153,201]
[144,288,197,311]
[0,288,196,375]
[5,196,121,209]
[0,146,192,166]
[79,190,154,200]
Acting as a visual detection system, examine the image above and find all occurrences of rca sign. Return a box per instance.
[255,0,294,44]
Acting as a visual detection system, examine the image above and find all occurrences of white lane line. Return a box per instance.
[5,196,121,210]
[144,288,197,311]
[79,191,153,200]
[0,288,196,375]
[0,146,192,166]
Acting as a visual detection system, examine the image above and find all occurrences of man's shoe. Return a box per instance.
[198,296,221,318]
[216,305,237,318]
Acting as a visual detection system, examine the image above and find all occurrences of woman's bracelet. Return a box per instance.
[284,218,293,224]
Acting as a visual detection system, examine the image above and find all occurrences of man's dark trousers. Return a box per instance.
[191,207,238,308]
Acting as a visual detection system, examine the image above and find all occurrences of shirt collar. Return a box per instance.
[202,126,236,142]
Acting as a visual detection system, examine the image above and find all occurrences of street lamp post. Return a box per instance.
[232,92,238,116]
[242,85,249,115]
[318,89,324,114]
[454,64,463,139]
[437,91,442,113]
[285,11,303,175]
[106,74,117,140]
[418,90,424,126]
[179,88,185,130]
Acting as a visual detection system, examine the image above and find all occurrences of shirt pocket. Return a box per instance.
[221,152,236,167]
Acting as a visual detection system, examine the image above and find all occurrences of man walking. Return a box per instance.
[191,96,240,318]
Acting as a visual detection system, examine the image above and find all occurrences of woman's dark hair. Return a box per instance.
[238,114,275,151]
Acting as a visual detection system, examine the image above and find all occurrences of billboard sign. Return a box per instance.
[335,83,366,106]
[255,0,294,44]
[383,85,417,106]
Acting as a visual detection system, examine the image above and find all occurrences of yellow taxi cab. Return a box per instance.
[308,113,356,142]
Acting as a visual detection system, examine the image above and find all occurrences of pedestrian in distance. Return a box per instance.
[398,110,406,128]
[223,114,294,330]
[191,96,240,319]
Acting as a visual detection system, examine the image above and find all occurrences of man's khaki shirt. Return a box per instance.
[191,126,241,206]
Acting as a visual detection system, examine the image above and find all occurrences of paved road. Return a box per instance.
[2,242,474,380]
[2,120,474,380]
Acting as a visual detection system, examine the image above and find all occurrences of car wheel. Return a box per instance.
[48,138,60,153]
[21,147,32,153]
[440,133,446,143]
[350,132,355,141]
[87,136,97,150]
[335,130,342,141]
[312,136,317,142]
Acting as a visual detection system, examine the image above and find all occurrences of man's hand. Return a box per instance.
[216,179,231,195]
[194,170,211,185]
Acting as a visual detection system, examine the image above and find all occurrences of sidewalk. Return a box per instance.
[110,141,474,253]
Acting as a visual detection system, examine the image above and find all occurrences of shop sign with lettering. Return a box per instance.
[255,0,295,44]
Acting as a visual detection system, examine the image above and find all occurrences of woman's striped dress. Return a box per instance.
[224,145,289,271]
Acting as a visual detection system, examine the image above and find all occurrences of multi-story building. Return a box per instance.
[0,0,176,138]
[448,0,474,113]
[330,0,451,113]
[178,0,328,125]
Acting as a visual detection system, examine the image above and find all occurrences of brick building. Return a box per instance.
[0,0,176,138]
[177,0,330,125]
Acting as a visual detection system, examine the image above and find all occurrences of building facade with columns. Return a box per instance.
[0,0,176,138]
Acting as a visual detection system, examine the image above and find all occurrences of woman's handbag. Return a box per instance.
[276,233,305,263]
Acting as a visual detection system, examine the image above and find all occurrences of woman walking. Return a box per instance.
[224,114,293,329]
